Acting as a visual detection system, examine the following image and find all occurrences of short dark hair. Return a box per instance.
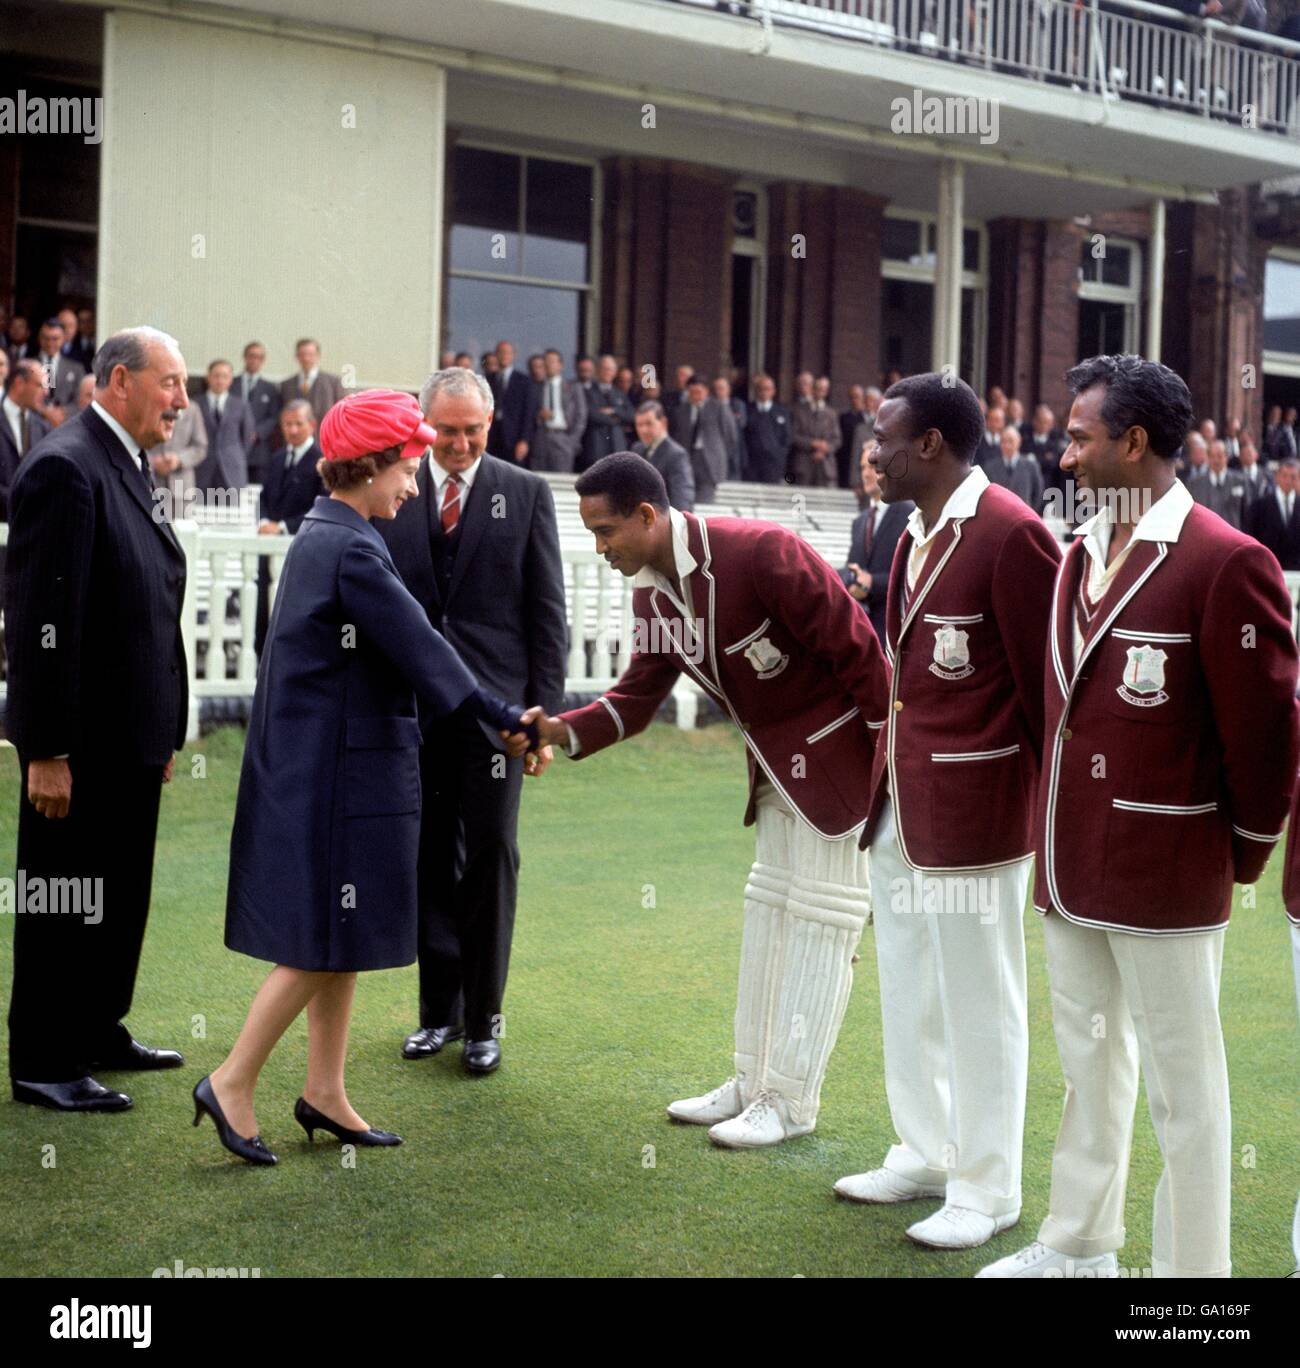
[295,337,320,352]
[884,372,984,463]
[687,374,708,389]
[40,316,63,332]
[1065,354,1194,461]
[319,445,403,492]
[635,400,666,421]
[7,359,42,393]
[575,451,669,516]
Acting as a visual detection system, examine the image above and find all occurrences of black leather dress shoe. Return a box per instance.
[294,1098,402,1147]
[93,1037,184,1071]
[12,1076,133,1112]
[401,1025,464,1060]
[463,1039,501,1074]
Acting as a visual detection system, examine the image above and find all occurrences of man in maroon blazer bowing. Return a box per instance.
[980,355,1299,1280]
[525,453,890,1147]
[833,373,1061,1251]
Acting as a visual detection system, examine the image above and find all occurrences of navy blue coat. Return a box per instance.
[226,496,479,971]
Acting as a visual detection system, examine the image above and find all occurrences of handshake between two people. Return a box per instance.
[496,706,570,778]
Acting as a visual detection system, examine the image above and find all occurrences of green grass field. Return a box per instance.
[0,723,1296,1278]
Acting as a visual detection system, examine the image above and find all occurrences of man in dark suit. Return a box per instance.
[744,373,792,483]
[579,353,633,473]
[376,368,566,1074]
[5,327,189,1112]
[840,384,870,489]
[1022,403,1069,497]
[978,405,1007,464]
[1264,406,1298,465]
[195,359,256,493]
[632,400,695,511]
[1191,440,1248,530]
[669,375,736,504]
[1248,459,1300,571]
[57,307,95,372]
[983,426,1045,512]
[279,337,343,423]
[32,317,85,423]
[487,339,532,460]
[840,441,912,644]
[234,341,282,483]
[1,359,51,519]
[254,400,325,654]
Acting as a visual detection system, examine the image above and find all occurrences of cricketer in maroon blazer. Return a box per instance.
[1035,496,1299,935]
[858,478,1061,868]
[1277,760,1300,927]
[560,510,890,839]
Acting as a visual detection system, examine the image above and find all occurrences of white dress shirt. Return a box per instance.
[3,395,24,453]
[903,464,989,593]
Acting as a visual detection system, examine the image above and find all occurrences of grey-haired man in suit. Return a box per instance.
[1191,439,1247,530]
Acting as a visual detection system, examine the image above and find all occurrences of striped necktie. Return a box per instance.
[441,474,462,534]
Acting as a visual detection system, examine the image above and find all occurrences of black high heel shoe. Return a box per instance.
[294,1097,402,1147]
[192,1075,278,1166]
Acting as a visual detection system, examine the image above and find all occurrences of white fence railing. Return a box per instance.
[2,516,1298,743]
[705,0,1300,135]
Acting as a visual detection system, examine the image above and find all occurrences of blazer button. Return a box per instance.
[893,699,903,712]
[1062,727,1073,740]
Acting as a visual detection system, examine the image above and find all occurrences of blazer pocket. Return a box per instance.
[344,715,422,817]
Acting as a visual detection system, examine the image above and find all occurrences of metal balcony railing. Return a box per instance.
[681,0,1300,136]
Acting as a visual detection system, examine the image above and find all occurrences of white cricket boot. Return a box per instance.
[976,1242,1120,1278]
[666,1077,744,1125]
[708,1088,813,1148]
[906,1204,1020,1250]
[833,1168,946,1204]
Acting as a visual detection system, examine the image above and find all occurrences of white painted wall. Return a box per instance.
[98,11,445,391]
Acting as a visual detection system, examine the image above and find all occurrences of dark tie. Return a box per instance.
[862,502,876,561]
[441,475,462,534]
[137,449,155,493]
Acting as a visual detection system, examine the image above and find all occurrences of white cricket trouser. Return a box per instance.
[1039,910,1231,1279]
[868,797,1030,1219]
[733,780,870,1127]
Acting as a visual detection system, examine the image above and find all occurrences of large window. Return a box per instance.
[1077,236,1142,358]
[446,145,597,363]
[881,211,986,389]
[1263,251,1300,417]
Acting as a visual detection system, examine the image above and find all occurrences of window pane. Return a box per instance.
[882,217,918,262]
[450,146,520,275]
[882,279,933,376]
[446,277,582,375]
[960,287,977,384]
[962,228,980,274]
[1264,258,1300,354]
[524,158,592,283]
[1100,243,1133,287]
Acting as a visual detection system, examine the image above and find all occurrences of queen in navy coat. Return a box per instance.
[193,391,533,1166]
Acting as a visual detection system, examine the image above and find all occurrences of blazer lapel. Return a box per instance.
[446,458,495,605]
[1071,538,1166,682]
[86,410,182,560]
[682,513,721,693]
[1049,541,1086,699]
[896,518,962,647]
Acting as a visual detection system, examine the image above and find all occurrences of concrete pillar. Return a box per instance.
[931,160,964,375]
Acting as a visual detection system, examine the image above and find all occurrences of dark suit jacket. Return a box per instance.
[634,437,695,512]
[235,373,283,472]
[841,499,913,644]
[983,453,1044,513]
[34,352,85,409]
[1022,427,1069,493]
[0,407,50,519]
[4,406,188,764]
[279,371,343,423]
[374,454,567,717]
[744,402,792,483]
[579,382,634,470]
[1248,490,1300,572]
[490,368,533,457]
[668,398,736,497]
[261,441,325,532]
[196,392,256,490]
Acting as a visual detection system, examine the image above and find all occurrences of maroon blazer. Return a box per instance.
[560,513,890,839]
[859,481,1061,868]
[1277,759,1300,926]
[1034,505,1299,934]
